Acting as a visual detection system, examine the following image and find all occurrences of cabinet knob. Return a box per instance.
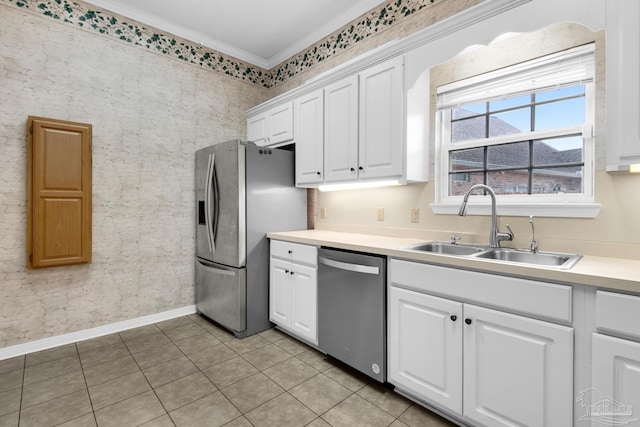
[358,166,364,171]
[290,271,294,275]
[316,171,321,175]
[450,315,457,322]
[288,250,292,254]
[350,167,355,172]
[285,269,289,274]
[465,318,472,325]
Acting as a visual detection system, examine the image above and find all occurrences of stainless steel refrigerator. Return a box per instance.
[195,140,306,338]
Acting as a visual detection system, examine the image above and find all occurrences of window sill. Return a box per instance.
[430,201,601,218]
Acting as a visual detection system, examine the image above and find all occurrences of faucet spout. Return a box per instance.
[458,184,513,248]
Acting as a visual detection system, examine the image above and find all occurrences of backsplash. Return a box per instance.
[1,0,458,89]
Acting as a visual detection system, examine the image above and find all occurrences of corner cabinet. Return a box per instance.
[606,0,640,171]
[324,56,405,183]
[388,259,573,426]
[247,101,294,147]
[269,240,318,345]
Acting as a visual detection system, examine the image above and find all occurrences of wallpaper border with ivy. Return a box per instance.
[2,0,437,88]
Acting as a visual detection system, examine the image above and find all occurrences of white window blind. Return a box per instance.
[437,44,595,110]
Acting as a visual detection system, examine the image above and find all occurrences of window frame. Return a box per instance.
[432,44,600,218]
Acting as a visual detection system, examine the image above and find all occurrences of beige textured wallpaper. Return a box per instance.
[0,4,268,347]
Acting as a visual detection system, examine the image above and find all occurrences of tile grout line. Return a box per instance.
[148,317,219,425]
[75,342,100,427]
[17,353,26,427]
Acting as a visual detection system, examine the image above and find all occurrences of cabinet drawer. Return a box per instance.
[389,259,572,323]
[596,290,640,340]
[270,240,317,266]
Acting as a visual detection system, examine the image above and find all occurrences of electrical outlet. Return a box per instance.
[377,207,384,221]
[320,207,327,219]
[410,208,420,223]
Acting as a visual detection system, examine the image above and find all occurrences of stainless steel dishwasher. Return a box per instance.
[318,248,386,382]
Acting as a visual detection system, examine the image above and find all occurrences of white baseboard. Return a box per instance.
[0,305,197,361]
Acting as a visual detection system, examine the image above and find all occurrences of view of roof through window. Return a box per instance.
[447,85,586,196]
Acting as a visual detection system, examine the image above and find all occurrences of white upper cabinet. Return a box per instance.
[359,56,404,180]
[294,89,324,185]
[606,0,640,171]
[247,101,294,147]
[324,75,359,182]
[324,56,406,184]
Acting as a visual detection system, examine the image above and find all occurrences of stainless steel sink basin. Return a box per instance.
[472,248,582,269]
[400,241,582,269]
[401,241,488,256]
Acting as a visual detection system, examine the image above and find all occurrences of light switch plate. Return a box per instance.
[320,207,327,219]
[377,207,384,221]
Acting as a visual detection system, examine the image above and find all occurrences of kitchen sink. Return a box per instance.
[473,248,582,269]
[401,241,488,256]
[400,241,582,269]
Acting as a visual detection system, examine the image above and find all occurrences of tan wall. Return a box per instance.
[0,5,267,347]
[316,23,640,261]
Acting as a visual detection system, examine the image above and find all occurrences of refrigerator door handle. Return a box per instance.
[212,155,220,250]
[204,153,215,253]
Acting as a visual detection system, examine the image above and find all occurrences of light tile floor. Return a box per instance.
[0,314,457,427]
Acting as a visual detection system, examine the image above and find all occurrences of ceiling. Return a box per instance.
[83,0,388,69]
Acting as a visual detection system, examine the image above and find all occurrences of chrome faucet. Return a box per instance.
[529,215,538,253]
[458,184,513,248]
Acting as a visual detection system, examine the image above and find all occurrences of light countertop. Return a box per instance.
[267,229,640,293]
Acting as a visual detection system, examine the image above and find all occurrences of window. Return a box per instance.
[434,44,599,217]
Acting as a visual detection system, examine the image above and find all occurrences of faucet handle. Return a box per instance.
[450,234,461,245]
[504,224,514,240]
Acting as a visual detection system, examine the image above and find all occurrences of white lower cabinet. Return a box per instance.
[388,260,573,427]
[389,286,463,413]
[591,333,640,426]
[463,304,573,427]
[591,289,640,426]
[269,240,318,344]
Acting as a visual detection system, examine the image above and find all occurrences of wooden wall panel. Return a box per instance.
[28,116,92,268]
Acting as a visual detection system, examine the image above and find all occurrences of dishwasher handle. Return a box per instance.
[319,256,380,275]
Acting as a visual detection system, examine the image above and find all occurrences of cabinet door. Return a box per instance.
[269,258,291,328]
[463,304,573,427]
[388,286,463,413]
[247,113,268,146]
[268,101,294,145]
[591,333,640,427]
[290,263,318,344]
[324,75,359,182]
[28,116,92,268]
[359,56,404,180]
[606,0,640,170]
[294,90,324,185]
